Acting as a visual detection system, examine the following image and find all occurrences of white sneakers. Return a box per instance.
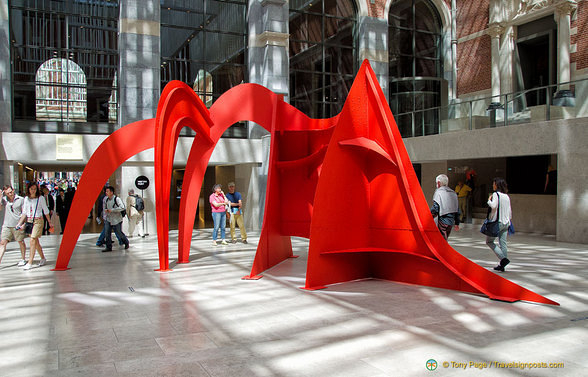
[17,259,27,267]
[220,240,228,245]
[21,258,47,270]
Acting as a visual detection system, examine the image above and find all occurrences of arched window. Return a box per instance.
[36,58,87,122]
[389,0,443,137]
[289,0,357,118]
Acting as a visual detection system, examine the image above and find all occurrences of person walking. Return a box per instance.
[55,188,68,234]
[486,177,512,272]
[226,182,247,244]
[455,181,472,223]
[430,174,460,240]
[15,182,52,270]
[209,184,229,246]
[126,189,144,237]
[0,186,27,266]
[40,184,55,235]
[102,186,129,252]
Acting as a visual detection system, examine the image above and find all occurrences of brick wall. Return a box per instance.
[457,35,491,96]
[572,3,588,70]
[457,0,489,38]
[456,0,491,95]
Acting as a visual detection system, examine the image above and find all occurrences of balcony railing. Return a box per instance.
[395,78,588,137]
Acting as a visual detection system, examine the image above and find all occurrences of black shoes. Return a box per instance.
[102,248,112,252]
[500,258,510,268]
[493,258,510,272]
[124,243,129,250]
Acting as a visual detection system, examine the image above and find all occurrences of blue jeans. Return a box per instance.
[486,223,509,260]
[104,221,129,249]
[97,225,124,246]
[212,212,226,241]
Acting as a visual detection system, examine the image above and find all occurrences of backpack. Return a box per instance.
[113,195,126,217]
[134,195,145,211]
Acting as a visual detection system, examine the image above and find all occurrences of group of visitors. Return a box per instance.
[1,173,513,273]
[209,182,247,246]
[0,183,52,270]
[430,174,512,272]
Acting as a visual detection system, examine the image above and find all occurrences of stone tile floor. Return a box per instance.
[0,224,586,376]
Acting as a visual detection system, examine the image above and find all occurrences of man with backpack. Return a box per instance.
[103,186,129,252]
[126,189,145,238]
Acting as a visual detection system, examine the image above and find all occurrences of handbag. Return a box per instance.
[508,222,515,235]
[480,193,500,237]
[24,198,40,235]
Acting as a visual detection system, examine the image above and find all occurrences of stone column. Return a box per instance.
[487,23,504,101]
[486,23,504,123]
[248,0,289,139]
[554,0,577,103]
[357,16,388,101]
[118,0,160,128]
[500,26,515,96]
[0,0,11,132]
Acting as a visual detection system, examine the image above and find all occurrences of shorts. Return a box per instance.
[1,226,26,242]
[29,218,44,239]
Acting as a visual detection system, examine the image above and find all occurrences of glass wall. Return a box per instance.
[289,0,357,119]
[10,0,119,133]
[160,0,247,138]
[389,0,443,137]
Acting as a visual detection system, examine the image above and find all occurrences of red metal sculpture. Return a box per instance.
[54,61,558,305]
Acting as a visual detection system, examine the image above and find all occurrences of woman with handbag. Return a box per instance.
[486,177,512,272]
[15,182,53,270]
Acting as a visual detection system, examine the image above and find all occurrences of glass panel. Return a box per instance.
[388,0,442,137]
[160,0,247,137]
[290,0,357,118]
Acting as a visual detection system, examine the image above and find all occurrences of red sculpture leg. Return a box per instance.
[53,119,156,270]
[303,61,558,306]
[176,136,215,263]
[154,82,213,271]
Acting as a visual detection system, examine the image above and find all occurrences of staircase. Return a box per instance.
[471,206,488,225]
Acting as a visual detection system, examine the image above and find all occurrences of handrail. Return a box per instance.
[393,77,587,136]
[395,77,587,117]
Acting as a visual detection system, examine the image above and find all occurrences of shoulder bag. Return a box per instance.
[480,193,500,237]
[25,198,39,235]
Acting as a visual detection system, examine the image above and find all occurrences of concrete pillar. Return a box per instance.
[118,0,160,128]
[0,0,11,133]
[247,0,289,139]
[357,16,388,101]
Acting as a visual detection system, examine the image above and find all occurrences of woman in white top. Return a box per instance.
[486,177,512,272]
[15,182,53,270]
